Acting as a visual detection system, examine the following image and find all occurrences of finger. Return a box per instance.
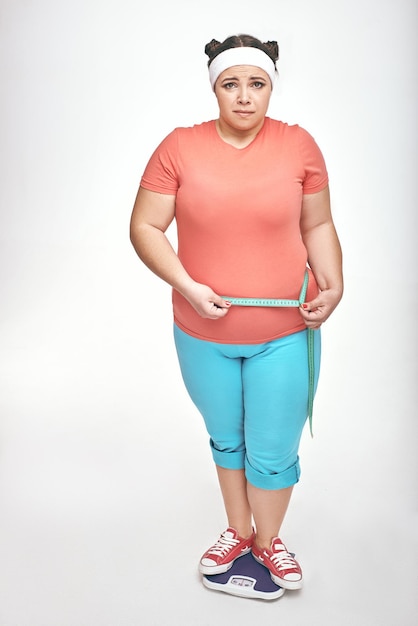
[299,303,315,318]
[211,295,232,309]
[300,309,328,330]
[205,301,231,319]
[299,309,322,329]
[300,297,321,312]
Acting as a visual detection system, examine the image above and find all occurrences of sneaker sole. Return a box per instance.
[199,547,252,576]
[252,553,303,590]
[270,573,303,590]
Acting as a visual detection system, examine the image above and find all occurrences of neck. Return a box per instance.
[215,118,265,149]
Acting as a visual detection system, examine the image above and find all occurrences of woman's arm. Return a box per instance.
[299,186,343,329]
[129,186,231,319]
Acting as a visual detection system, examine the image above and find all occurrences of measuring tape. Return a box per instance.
[222,270,316,437]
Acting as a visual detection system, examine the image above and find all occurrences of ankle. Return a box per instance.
[254,535,275,551]
[231,525,254,540]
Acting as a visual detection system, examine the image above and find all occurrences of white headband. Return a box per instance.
[208,47,276,91]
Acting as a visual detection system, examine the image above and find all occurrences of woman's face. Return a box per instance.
[214,65,272,133]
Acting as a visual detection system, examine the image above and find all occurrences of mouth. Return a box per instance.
[234,110,254,117]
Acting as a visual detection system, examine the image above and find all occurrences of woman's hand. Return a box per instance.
[183,282,231,320]
[299,288,342,329]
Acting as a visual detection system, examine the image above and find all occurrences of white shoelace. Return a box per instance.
[269,545,298,572]
[207,532,240,557]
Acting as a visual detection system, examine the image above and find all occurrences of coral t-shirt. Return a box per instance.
[140,117,328,344]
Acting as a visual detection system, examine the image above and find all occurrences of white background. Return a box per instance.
[0,1,417,625]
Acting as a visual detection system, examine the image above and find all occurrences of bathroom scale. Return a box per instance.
[202,552,285,600]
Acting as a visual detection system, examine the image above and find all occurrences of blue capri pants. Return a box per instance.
[173,325,321,491]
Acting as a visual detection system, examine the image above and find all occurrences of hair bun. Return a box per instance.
[204,39,222,59]
[263,40,279,61]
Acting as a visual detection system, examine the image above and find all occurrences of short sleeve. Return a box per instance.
[140,129,180,194]
[297,126,329,194]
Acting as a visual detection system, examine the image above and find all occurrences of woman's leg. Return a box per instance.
[242,330,321,545]
[216,467,253,538]
[246,484,293,548]
[174,326,256,573]
[173,325,251,534]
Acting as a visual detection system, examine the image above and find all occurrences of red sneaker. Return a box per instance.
[252,537,303,590]
[199,527,255,575]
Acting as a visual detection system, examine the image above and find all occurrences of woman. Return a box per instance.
[130,33,343,590]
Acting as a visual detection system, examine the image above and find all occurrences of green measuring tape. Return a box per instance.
[223,270,316,437]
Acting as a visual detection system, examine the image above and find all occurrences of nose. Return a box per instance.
[237,86,251,104]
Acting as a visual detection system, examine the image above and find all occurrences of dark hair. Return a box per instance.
[204,34,279,68]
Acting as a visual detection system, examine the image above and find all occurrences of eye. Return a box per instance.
[252,81,266,89]
[223,81,238,89]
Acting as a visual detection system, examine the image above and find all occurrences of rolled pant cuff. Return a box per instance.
[245,458,301,490]
[210,440,246,470]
